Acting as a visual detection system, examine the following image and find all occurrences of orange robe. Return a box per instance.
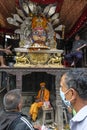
[29,88,50,121]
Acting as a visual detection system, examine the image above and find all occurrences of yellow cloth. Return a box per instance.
[40,82,46,87]
[29,88,50,121]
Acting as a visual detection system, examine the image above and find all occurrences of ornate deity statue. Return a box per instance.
[7,0,64,67]
[31,16,48,47]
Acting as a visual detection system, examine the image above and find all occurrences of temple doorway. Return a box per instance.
[22,72,56,108]
[22,72,55,93]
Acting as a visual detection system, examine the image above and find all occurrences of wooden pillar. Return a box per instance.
[47,70,63,130]
[55,74,63,130]
[16,71,32,90]
[16,72,23,90]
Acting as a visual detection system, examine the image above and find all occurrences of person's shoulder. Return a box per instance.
[20,116,34,129]
[80,39,86,44]
[73,40,78,44]
[45,88,50,92]
[9,114,34,130]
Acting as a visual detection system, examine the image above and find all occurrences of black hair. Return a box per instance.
[75,33,80,36]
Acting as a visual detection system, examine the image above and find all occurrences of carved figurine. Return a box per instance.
[48,54,62,65]
[16,53,30,64]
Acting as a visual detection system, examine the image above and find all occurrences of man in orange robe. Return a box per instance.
[29,82,50,121]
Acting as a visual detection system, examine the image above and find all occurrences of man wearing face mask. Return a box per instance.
[29,82,50,121]
[60,70,87,130]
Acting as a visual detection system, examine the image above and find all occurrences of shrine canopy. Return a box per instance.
[0,0,87,39]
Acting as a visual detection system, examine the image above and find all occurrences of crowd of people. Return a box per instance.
[0,32,87,130]
[0,69,87,130]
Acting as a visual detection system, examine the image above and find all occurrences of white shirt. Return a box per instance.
[70,105,87,130]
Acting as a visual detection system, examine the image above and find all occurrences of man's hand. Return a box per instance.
[76,44,87,51]
[34,124,41,130]
[35,99,41,102]
[6,45,12,49]
[4,45,12,54]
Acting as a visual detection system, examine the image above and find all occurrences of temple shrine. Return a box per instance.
[0,1,87,130]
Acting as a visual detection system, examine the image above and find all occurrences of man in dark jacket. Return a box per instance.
[0,89,37,130]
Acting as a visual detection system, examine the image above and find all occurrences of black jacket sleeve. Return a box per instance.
[9,116,35,130]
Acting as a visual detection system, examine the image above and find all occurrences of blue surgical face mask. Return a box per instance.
[60,88,71,107]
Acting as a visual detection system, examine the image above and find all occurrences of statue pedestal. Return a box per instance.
[14,48,64,67]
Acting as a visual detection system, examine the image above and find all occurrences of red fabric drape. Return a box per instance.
[15,0,20,7]
[31,0,57,4]
[0,28,14,33]
[15,0,57,5]
[15,0,64,12]
[66,6,87,40]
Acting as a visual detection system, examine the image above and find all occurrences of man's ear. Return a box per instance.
[70,88,77,103]
[17,102,22,112]
[17,104,20,111]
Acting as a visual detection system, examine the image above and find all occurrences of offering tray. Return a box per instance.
[14,48,64,54]
[28,46,50,51]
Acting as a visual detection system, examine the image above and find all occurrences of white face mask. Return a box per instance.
[60,88,71,107]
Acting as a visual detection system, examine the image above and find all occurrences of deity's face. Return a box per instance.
[32,27,47,42]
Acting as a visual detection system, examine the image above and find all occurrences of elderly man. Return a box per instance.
[60,70,87,130]
[0,89,36,130]
[29,82,50,121]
